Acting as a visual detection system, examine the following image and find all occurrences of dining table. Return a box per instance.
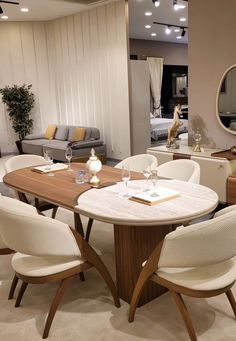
[3,163,219,306]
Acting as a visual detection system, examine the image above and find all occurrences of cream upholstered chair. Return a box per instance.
[115,154,157,172]
[0,195,120,339]
[128,206,236,340]
[0,194,14,256]
[5,154,58,218]
[0,195,38,300]
[156,159,200,184]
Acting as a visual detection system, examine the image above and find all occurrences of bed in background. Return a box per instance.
[150,117,188,140]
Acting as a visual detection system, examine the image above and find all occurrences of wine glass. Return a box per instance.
[143,166,151,191]
[150,169,159,197]
[44,150,54,177]
[122,165,131,197]
[65,146,73,171]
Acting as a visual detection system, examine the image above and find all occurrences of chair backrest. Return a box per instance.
[157,159,200,184]
[158,208,236,268]
[0,196,80,257]
[115,154,157,172]
[5,154,46,173]
[0,194,7,250]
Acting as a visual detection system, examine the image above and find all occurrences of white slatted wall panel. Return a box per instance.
[0,0,130,159]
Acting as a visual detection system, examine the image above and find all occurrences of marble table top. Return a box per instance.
[75,179,218,226]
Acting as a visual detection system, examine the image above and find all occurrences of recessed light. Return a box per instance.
[176,36,182,39]
[1,15,8,20]
[165,27,172,35]
[180,17,186,22]
[151,33,157,36]
[174,4,186,10]
[145,25,151,29]
[174,28,180,32]
[145,12,152,16]
[21,8,29,12]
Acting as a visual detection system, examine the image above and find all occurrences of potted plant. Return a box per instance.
[0,84,35,153]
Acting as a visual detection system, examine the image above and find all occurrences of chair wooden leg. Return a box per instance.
[79,272,85,282]
[170,291,197,341]
[85,218,94,242]
[226,289,236,318]
[43,276,73,339]
[15,282,28,308]
[8,275,19,300]
[51,206,58,219]
[128,270,151,322]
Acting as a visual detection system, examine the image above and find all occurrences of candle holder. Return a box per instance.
[86,148,102,186]
[193,129,202,152]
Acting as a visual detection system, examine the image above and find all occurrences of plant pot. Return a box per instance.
[15,140,23,154]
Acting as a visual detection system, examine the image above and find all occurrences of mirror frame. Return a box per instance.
[216,64,236,135]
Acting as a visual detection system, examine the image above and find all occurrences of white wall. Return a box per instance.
[0,0,131,159]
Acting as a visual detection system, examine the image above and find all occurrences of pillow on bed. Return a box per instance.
[150,112,155,118]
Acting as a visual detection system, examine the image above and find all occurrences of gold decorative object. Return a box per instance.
[193,129,202,152]
[166,104,183,149]
[86,148,102,186]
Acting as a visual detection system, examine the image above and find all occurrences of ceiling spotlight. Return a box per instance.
[174,28,180,32]
[1,15,8,20]
[152,0,160,7]
[165,26,172,35]
[0,6,2,14]
[181,28,186,37]
[145,12,152,16]
[173,0,186,10]
[176,36,182,40]
[180,17,187,22]
[145,25,151,29]
[151,33,157,36]
[20,8,29,12]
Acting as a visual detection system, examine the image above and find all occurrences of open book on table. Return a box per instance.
[31,163,68,174]
[129,187,180,206]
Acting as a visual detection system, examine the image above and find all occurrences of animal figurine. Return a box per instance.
[166,104,183,148]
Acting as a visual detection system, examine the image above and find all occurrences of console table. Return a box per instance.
[147,145,232,203]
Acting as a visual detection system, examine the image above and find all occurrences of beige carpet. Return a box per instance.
[1,158,236,340]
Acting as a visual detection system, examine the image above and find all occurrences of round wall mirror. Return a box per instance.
[217,64,236,135]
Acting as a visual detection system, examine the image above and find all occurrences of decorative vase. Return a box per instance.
[86,148,102,186]
[15,140,23,154]
[193,129,202,152]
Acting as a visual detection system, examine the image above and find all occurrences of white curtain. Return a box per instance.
[148,57,164,118]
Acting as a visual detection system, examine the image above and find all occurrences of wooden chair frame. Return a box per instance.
[128,241,236,341]
[11,228,120,339]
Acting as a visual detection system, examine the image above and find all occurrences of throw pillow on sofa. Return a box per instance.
[54,125,69,141]
[44,125,57,140]
[69,127,86,142]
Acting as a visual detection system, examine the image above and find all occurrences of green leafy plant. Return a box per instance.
[0,84,35,140]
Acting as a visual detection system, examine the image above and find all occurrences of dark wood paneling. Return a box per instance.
[227,176,236,204]
[114,224,173,305]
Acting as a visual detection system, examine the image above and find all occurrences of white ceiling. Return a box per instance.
[0,0,112,21]
[129,0,188,44]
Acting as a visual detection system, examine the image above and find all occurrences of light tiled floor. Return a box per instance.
[1,156,236,340]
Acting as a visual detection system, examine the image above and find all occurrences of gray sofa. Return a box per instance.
[22,125,106,163]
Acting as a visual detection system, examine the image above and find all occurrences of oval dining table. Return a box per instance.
[3,163,218,306]
[75,179,218,305]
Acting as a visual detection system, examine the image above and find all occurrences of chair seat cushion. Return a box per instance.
[156,257,236,291]
[12,253,86,277]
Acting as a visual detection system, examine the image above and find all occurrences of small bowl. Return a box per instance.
[230,146,236,154]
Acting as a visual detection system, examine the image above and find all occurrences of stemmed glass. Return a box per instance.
[65,146,73,171]
[122,165,131,198]
[44,150,54,177]
[143,166,151,191]
[150,169,159,197]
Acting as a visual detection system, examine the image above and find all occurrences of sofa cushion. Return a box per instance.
[71,139,103,150]
[54,125,69,141]
[24,133,45,140]
[44,125,57,140]
[70,127,86,142]
[90,128,100,140]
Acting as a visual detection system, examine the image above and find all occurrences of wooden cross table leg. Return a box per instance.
[114,224,173,306]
